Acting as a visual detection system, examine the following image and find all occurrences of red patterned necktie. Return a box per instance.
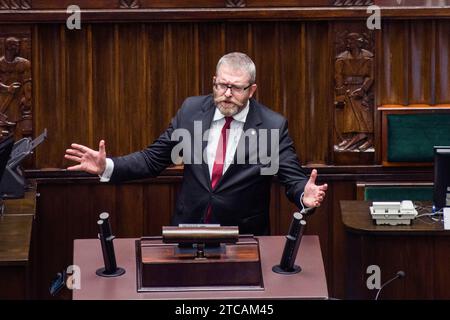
[204,116,233,223]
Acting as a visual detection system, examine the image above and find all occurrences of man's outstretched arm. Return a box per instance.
[276,119,327,209]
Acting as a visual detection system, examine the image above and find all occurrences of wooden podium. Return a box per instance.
[73,235,328,300]
[137,235,263,291]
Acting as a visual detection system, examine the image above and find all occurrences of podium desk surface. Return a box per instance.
[340,200,449,235]
[73,236,328,300]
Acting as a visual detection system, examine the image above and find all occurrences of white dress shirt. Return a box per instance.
[100,101,250,182]
[206,101,249,178]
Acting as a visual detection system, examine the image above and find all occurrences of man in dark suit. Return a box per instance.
[65,52,327,235]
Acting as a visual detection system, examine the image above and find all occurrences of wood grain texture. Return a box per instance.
[28,21,340,167]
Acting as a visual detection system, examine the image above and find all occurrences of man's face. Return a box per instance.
[213,64,257,117]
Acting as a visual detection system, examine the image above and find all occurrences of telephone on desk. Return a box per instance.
[369,200,418,225]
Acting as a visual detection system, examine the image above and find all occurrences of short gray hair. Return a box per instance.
[216,52,256,84]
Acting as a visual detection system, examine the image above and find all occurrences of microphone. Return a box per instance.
[272,212,306,274]
[96,212,126,277]
[374,270,405,300]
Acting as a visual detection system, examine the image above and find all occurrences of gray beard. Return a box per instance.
[217,103,240,117]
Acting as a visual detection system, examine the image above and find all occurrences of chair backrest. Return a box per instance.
[356,182,434,201]
[380,106,450,166]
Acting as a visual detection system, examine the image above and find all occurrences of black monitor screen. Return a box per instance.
[433,146,450,210]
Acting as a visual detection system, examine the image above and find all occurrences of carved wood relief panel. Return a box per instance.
[120,0,140,9]
[333,25,375,164]
[333,0,373,5]
[0,28,32,139]
[0,0,31,9]
[225,0,246,7]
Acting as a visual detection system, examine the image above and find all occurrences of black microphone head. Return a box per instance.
[397,270,406,278]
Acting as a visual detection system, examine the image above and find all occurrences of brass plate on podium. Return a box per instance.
[136,235,264,292]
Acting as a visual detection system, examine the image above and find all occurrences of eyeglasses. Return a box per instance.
[214,82,252,95]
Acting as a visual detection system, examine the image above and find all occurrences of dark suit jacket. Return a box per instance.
[111,95,307,235]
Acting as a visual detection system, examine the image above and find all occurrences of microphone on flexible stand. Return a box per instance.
[96,212,125,277]
[374,270,405,300]
[272,212,306,274]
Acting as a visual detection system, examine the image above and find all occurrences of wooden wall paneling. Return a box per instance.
[65,184,99,259]
[143,182,177,236]
[35,184,72,299]
[114,183,144,237]
[117,24,148,154]
[408,20,435,105]
[278,22,305,163]
[169,23,200,110]
[433,236,450,299]
[146,23,171,143]
[225,23,252,60]
[379,21,409,106]
[304,22,331,165]
[252,22,281,115]
[90,25,120,159]
[64,26,93,158]
[0,25,32,55]
[435,20,450,104]
[198,23,225,95]
[0,266,27,299]
[34,25,66,168]
[331,181,356,299]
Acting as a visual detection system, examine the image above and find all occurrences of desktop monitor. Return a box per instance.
[433,146,450,211]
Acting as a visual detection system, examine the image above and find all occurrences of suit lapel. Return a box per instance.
[200,96,216,190]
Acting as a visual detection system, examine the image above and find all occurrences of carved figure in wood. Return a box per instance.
[0,37,32,136]
[334,32,374,152]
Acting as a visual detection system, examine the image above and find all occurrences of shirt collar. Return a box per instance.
[213,100,250,123]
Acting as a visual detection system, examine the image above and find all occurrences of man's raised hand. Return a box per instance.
[302,169,328,208]
[65,140,107,175]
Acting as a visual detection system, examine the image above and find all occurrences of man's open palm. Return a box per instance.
[65,140,107,175]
